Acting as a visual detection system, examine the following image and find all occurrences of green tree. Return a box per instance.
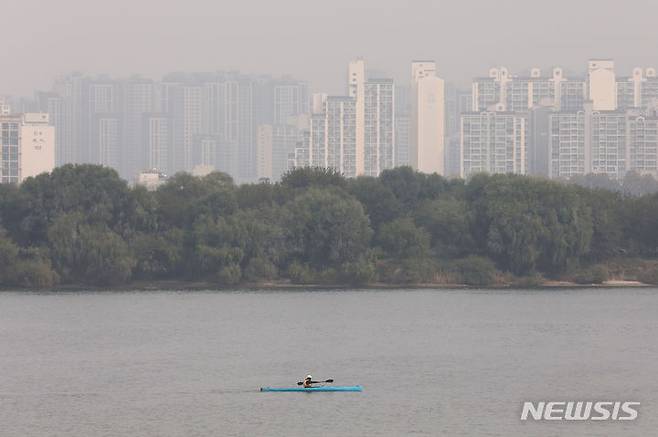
[16,164,134,245]
[0,234,58,288]
[48,213,135,285]
[414,197,474,257]
[284,188,372,268]
[624,193,658,256]
[468,174,592,275]
[130,229,184,279]
[377,217,430,259]
[347,176,402,231]
[379,166,422,208]
[281,167,347,190]
[156,171,236,227]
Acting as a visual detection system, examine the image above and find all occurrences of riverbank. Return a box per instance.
[4,277,652,292]
[3,257,657,292]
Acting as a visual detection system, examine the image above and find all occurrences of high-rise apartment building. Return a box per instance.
[271,123,302,181]
[326,96,357,177]
[93,114,122,170]
[143,113,170,174]
[121,77,157,177]
[588,59,617,111]
[363,78,395,176]
[273,79,309,125]
[394,85,411,167]
[527,105,552,178]
[348,59,366,175]
[168,82,202,173]
[548,111,587,179]
[546,103,658,180]
[256,124,273,180]
[293,95,357,176]
[192,135,219,171]
[85,80,122,165]
[559,79,587,112]
[460,111,527,178]
[628,111,658,176]
[590,110,627,178]
[411,61,445,175]
[445,88,473,176]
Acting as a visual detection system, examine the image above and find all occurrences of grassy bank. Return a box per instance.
[6,258,657,292]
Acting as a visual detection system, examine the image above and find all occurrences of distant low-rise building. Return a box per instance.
[135,169,167,190]
[0,113,55,183]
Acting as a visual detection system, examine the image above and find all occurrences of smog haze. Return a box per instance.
[3,0,657,95]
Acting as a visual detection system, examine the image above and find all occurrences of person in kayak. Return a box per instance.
[303,375,314,388]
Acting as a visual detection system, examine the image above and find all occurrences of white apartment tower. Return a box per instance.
[364,79,395,176]
[256,124,273,180]
[411,61,445,175]
[143,113,170,174]
[548,111,588,178]
[348,59,366,175]
[588,59,617,111]
[547,104,658,180]
[460,111,527,178]
[628,112,658,177]
[296,95,358,177]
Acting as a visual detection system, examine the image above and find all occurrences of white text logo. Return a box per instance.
[520,401,640,421]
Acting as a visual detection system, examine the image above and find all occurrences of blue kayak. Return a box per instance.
[260,385,362,392]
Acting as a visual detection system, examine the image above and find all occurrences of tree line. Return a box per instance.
[1,164,658,289]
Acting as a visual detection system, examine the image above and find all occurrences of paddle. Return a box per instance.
[297,379,334,385]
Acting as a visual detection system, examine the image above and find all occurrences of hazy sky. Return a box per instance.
[3,0,658,96]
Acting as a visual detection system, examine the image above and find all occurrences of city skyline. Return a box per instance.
[5,57,658,186]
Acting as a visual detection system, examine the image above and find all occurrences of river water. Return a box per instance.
[0,288,656,436]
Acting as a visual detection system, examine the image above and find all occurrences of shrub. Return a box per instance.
[511,272,545,288]
[244,257,278,281]
[377,257,437,284]
[287,262,315,284]
[217,264,242,285]
[12,260,59,288]
[573,265,609,284]
[450,256,498,287]
[339,255,376,285]
[639,267,658,285]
